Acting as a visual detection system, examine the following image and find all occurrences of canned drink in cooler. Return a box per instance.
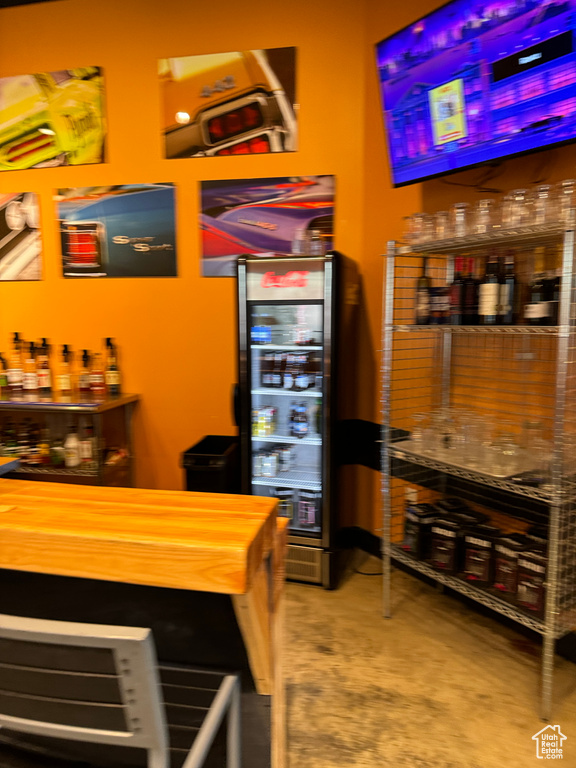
[261,450,278,477]
[279,445,292,472]
[253,451,263,477]
[275,488,294,519]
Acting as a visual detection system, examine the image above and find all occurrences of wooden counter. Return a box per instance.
[0,479,286,767]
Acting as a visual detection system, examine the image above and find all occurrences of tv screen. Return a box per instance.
[376,0,576,186]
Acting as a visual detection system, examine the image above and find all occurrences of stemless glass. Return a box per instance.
[435,211,451,239]
[404,213,428,244]
[557,179,576,225]
[532,185,553,226]
[410,413,427,451]
[473,199,495,234]
[420,214,435,242]
[507,189,531,228]
[451,202,469,237]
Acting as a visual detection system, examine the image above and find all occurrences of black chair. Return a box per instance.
[0,613,241,768]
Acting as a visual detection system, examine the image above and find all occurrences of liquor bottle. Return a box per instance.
[89,352,106,396]
[0,354,8,393]
[27,421,41,465]
[547,269,561,325]
[449,257,465,325]
[37,338,52,396]
[499,252,518,325]
[105,338,121,396]
[8,332,23,393]
[478,252,501,325]
[64,423,81,468]
[22,341,38,393]
[56,345,72,394]
[271,352,284,388]
[462,258,479,325]
[50,435,65,467]
[78,350,91,395]
[283,353,295,390]
[295,354,310,391]
[293,402,309,439]
[79,419,96,469]
[415,258,431,325]
[3,419,17,457]
[17,419,31,462]
[524,249,551,325]
[38,427,51,465]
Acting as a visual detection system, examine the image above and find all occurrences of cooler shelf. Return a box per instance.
[252,469,321,491]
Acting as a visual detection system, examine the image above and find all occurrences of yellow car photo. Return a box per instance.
[160,49,297,158]
[0,67,106,171]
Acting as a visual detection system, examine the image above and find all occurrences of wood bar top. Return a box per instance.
[0,479,278,595]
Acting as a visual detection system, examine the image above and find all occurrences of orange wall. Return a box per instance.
[2,0,573,534]
[0,0,367,491]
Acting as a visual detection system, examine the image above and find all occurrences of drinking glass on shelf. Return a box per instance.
[410,413,427,451]
[532,185,553,226]
[491,428,521,477]
[435,211,451,239]
[557,179,576,226]
[420,214,435,242]
[402,214,416,244]
[520,420,544,471]
[451,202,469,237]
[473,199,495,234]
[506,189,531,228]
[422,410,445,455]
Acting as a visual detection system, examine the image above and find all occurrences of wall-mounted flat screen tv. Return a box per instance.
[376,0,576,187]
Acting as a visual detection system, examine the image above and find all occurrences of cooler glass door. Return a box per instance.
[244,258,326,541]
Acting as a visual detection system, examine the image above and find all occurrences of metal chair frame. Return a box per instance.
[0,613,241,768]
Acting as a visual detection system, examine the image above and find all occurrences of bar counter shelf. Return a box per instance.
[0,392,139,412]
[0,393,139,487]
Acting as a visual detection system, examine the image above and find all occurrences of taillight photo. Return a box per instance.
[215,135,270,156]
[207,103,264,144]
[62,223,103,274]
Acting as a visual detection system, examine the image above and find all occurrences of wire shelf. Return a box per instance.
[381,231,576,720]
[389,544,546,634]
[398,222,566,255]
[251,388,322,398]
[389,441,574,504]
[252,434,322,446]
[252,469,321,490]
[392,325,560,335]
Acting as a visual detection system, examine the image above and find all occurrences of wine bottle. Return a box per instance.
[449,257,465,325]
[499,251,517,325]
[462,258,479,325]
[478,252,500,325]
[415,257,431,325]
[525,248,551,326]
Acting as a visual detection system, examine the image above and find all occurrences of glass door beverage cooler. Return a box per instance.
[237,253,357,587]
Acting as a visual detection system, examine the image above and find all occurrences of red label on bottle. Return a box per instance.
[261,270,309,288]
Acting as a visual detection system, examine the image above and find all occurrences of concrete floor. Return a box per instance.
[284,556,576,768]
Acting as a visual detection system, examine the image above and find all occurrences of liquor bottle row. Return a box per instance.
[0,333,122,398]
[271,487,321,527]
[0,416,98,469]
[402,499,548,616]
[414,250,561,326]
[252,402,321,439]
[259,351,322,390]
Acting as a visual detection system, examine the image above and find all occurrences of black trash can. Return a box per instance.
[182,435,240,494]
